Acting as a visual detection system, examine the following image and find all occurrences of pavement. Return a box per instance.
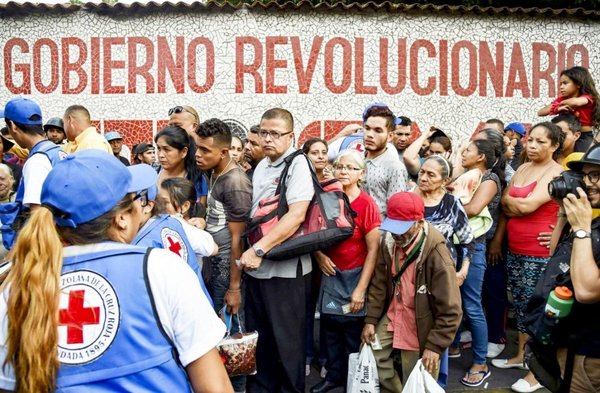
[305,322,551,393]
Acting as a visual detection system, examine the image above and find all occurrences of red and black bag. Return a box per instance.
[246,150,356,260]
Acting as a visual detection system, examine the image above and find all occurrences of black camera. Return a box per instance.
[548,170,586,199]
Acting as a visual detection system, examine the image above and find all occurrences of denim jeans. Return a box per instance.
[207,228,246,392]
[321,314,362,384]
[454,241,488,364]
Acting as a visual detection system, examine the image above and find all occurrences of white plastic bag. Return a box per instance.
[402,359,444,393]
[348,344,380,393]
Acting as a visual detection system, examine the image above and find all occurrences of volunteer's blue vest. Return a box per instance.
[55,243,191,392]
[0,140,66,249]
[133,215,212,305]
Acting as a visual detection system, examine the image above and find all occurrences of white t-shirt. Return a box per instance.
[172,215,217,257]
[0,245,225,390]
[21,153,52,206]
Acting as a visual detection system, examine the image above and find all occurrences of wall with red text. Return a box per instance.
[1,8,597,147]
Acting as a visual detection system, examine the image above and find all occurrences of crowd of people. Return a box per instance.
[0,65,598,393]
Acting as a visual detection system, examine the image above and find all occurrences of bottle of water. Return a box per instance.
[537,286,574,345]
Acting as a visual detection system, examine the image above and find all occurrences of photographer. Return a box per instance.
[527,144,600,392]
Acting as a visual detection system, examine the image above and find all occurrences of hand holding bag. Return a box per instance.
[402,359,444,393]
[348,344,380,393]
[216,313,258,376]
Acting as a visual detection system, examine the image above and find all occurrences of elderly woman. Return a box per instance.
[0,164,15,203]
[0,151,231,392]
[414,155,473,270]
[492,122,564,393]
[310,149,381,393]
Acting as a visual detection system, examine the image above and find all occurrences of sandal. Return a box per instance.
[460,369,491,387]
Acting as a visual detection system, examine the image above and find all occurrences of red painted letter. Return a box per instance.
[62,37,88,95]
[291,36,322,94]
[235,37,263,94]
[157,36,185,94]
[266,36,288,94]
[103,37,126,94]
[479,41,504,97]
[4,38,31,94]
[324,37,352,94]
[451,41,478,97]
[128,37,155,94]
[505,43,530,98]
[531,43,556,98]
[380,38,407,95]
[188,37,214,94]
[33,39,59,94]
[355,38,376,95]
[409,39,436,96]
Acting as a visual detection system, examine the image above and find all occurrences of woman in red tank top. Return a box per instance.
[492,122,564,393]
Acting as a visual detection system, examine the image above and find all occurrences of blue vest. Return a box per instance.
[133,215,213,305]
[0,140,66,249]
[56,243,191,392]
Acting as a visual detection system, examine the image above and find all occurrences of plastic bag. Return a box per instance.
[402,359,444,393]
[348,344,379,393]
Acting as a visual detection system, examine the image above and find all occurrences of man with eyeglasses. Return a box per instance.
[525,144,600,392]
[239,108,314,393]
[168,105,200,136]
[362,104,409,220]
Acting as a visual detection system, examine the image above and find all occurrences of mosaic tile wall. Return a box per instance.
[1,9,599,149]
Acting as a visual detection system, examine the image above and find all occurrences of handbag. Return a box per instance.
[216,313,258,376]
[246,150,356,260]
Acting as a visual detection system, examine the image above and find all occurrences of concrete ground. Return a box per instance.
[305,323,551,393]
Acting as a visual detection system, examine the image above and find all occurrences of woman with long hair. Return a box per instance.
[0,151,231,392]
[302,138,332,181]
[155,125,207,206]
[492,122,564,393]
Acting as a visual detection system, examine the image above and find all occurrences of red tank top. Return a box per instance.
[506,181,558,257]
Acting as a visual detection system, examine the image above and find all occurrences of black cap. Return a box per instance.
[567,143,600,171]
[44,117,65,132]
[134,142,154,156]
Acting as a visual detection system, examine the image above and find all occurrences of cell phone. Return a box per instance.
[221,305,232,331]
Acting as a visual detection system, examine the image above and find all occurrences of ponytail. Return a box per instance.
[3,207,63,392]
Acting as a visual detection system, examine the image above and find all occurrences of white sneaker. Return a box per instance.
[314,311,320,320]
[460,330,472,343]
[487,342,506,358]
[320,366,327,379]
[305,364,311,377]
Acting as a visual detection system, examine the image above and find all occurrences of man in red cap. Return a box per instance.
[361,191,462,391]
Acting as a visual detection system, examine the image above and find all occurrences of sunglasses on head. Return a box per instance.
[168,106,199,123]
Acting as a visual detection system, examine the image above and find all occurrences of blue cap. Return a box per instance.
[41,151,157,228]
[504,122,526,137]
[3,98,42,125]
[105,131,123,142]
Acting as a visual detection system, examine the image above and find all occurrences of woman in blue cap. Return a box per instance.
[0,150,231,392]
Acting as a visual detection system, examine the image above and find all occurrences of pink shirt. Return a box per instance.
[386,243,419,351]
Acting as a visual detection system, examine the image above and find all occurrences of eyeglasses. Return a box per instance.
[133,189,149,207]
[583,171,600,184]
[168,106,199,123]
[333,165,362,172]
[258,130,293,140]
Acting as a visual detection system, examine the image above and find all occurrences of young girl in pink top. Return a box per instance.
[538,66,600,151]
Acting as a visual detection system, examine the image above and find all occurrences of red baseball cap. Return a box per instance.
[380,192,424,235]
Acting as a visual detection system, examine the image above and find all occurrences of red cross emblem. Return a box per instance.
[354,143,365,152]
[167,236,182,256]
[59,289,100,345]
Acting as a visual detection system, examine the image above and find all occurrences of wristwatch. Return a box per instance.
[574,229,592,239]
[252,245,266,257]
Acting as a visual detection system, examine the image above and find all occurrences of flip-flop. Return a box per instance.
[460,369,491,387]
